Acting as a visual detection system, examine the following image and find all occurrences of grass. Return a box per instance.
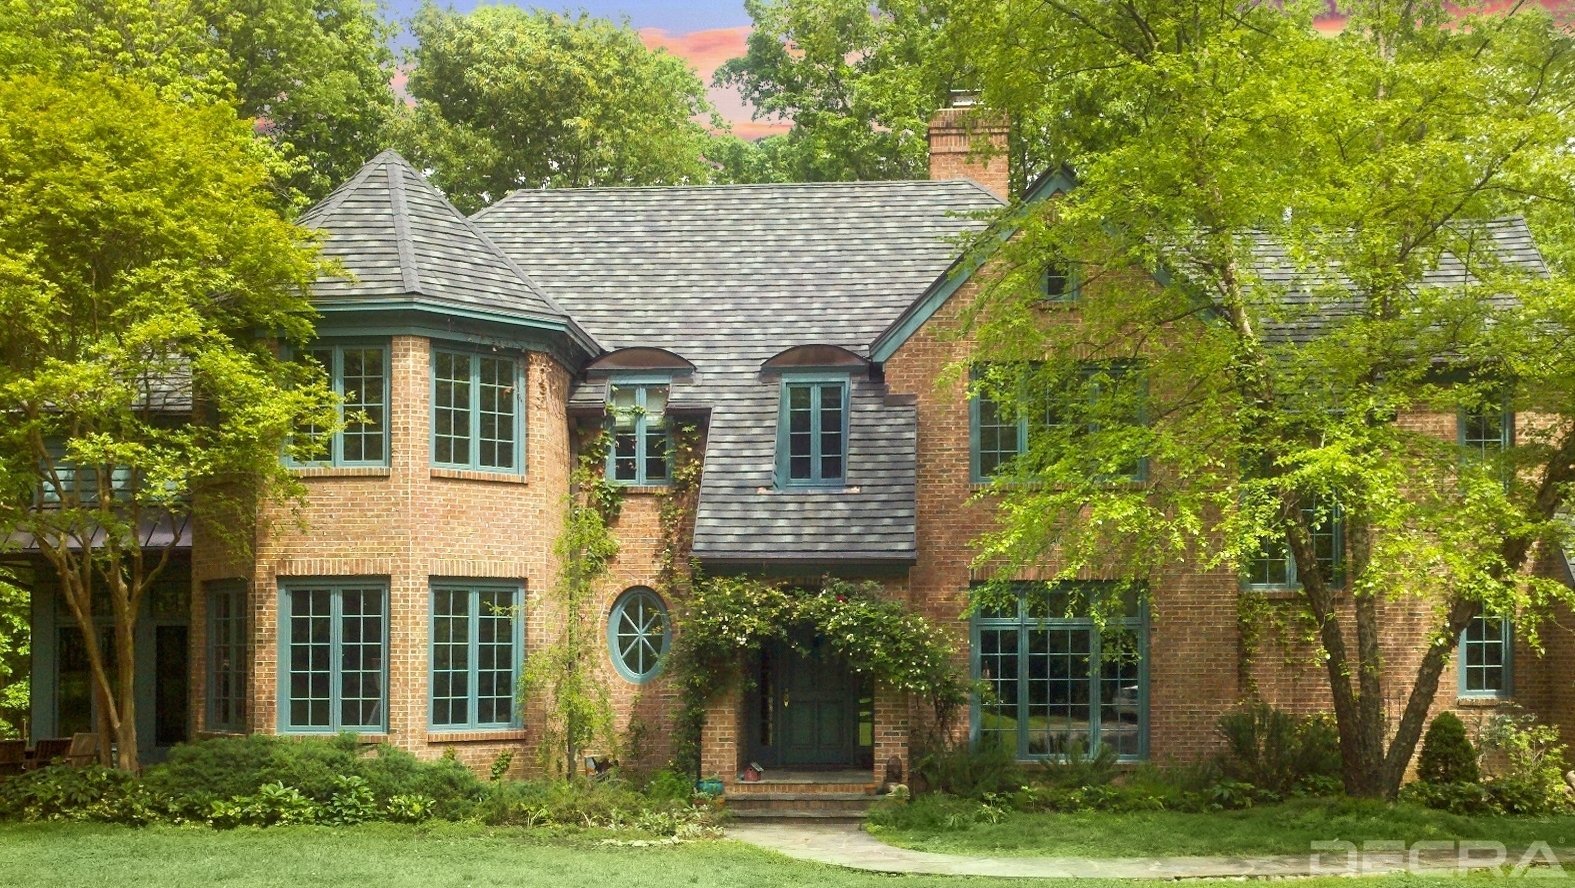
[0,819,1552,888]
[867,795,1575,858]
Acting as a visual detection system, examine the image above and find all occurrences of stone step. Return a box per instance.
[726,791,879,818]
[727,809,870,823]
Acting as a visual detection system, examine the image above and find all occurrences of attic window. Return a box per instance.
[777,376,848,487]
[1043,263,1078,302]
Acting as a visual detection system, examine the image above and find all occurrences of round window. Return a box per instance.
[608,587,670,683]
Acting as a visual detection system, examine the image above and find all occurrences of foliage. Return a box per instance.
[489,750,514,782]
[0,566,27,738]
[642,768,697,804]
[1398,779,1500,816]
[0,70,334,770]
[142,734,486,820]
[1036,735,1119,789]
[519,439,620,780]
[714,0,953,183]
[392,3,720,214]
[948,0,1575,798]
[1477,712,1574,815]
[0,765,164,825]
[911,740,1025,800]
[1216,705,1342,797]
[668,575,969,774]
[0,0,397,202]
[468,777,721,837]
[1418,712,1481,786]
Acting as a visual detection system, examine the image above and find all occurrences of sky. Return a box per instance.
[384,0,791,138]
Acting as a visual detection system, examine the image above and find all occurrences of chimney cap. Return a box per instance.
[947,89,980,108]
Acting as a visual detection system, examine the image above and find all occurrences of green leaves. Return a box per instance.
[393,4,719,214]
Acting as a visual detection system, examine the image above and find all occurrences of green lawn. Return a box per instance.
[0,820,1549,888]
[867,796,1575,858]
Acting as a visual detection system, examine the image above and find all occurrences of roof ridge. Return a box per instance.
[300,152,389,224]
[386,161,421,295]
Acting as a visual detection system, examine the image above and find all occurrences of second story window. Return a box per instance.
[608,382,669,485]
[778,377,848,487]
[40,439,133,505]
[1244,501,1344,589]
[1461,402,1513,458]
[1043,262,1078,302]
[971,362,1145,482]
[433,349,521,473]
[302,344,388,467]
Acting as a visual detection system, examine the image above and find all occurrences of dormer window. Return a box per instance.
[607,381,669,485]
[777,376,848,487]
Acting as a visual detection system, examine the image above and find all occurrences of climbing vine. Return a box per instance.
[519,430,623,780]
[667,576,970,776]
[1235,585,1324,697]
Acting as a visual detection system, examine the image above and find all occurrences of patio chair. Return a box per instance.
[26,737,71,770]
[0,739,24,777]
[64,733,98,767]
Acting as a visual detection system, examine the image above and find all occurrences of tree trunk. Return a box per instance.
[113,616,138,772]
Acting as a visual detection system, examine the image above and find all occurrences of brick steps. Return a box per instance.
[726,787,880,821]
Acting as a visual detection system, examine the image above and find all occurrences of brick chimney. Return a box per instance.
[928,91,1009,200]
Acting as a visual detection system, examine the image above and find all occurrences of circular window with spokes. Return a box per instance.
[608,587,670,683]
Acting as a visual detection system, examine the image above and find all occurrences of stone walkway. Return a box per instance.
[726,821,1551,880]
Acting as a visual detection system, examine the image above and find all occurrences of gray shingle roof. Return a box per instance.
[301,151,586,336]
[475,181,1002,564]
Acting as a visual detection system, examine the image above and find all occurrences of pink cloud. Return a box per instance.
[640,25,791,139]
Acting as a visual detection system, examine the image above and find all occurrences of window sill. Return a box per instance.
[279,731,388,743]
[762,484,861,494]
[1457,695,1513,708]
[293,466,391,479]
[430,468,528,484]
[426,729,528,743]
[610,484,672,495]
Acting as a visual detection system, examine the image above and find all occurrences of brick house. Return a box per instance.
[20,106,1574,785]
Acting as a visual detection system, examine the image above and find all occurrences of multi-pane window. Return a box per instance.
[300,344,388,466]
[40,439,133,505]
[1043,263,1077,302]
[1244,502,1344,588]
[608,383,669,485]
[1461,403,1513,458]
[608,587,671,683]
[280,582,387,733]
[971,363,1145,482]
[431,584,521,730]
[206,581,249,732]
[779,378,848,486]
[1459,615,1512,698]
[433,350,520,472]
[972,582,1147,760]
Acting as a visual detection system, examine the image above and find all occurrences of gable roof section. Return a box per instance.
[475,180,1002,564]
[300,150,600,355]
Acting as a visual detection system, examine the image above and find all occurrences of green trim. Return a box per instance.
[428,582,524,730]
[430,345,526,474]
[1042,263,1080,302]
[277,579,389,734]
[1458,614,1513,699]
[869,167,1079,364]
[606,587,671,684]
[288,341,391,469]
[775,373,850,488]
[313,298,600,359]
[1242,502,1345,591]
[605,377,672,486]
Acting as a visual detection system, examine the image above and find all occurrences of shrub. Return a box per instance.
[1036,736,1118,788]
[1418,712,1480,785]
[470,777,720,835]
[1217,703,1341,796]
[912,740,1025,799]
[642,768,694,803]
[1479,713,1574,815]
[0,765,165,825]
[1399,780,1500,815]
[386,793,437,823]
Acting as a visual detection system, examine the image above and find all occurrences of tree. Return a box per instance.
[953,0,1575,797]
[0,0,397,202]
[0,567,27,739]
[0,70,335,770]
[393,4,720,214]
[715,0,952,182]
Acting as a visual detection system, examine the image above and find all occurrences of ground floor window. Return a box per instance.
[970,581,1148,760]
[279,581,387,733]
[1459,614,1511,698]
[431,583,522,729]
[206,581,248,732]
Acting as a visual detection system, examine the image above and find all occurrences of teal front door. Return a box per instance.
[753,632,871,768]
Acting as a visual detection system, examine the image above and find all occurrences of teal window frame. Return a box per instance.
[969,362,1147,483]
[607,587,671,684]
[1459,402,1514,457]
[431,346,524,473]
[277,580,388,734]
[205,580,248,732]
[969,581,1149,761]
[429,582,524,730]
[606,377,671,486]
[39,438,134,505]
[1243,503,1345,590]
[1459,614,1512,699]
[1042,263,1080,302]
[293,342,390,468]
[775,374,850,488]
